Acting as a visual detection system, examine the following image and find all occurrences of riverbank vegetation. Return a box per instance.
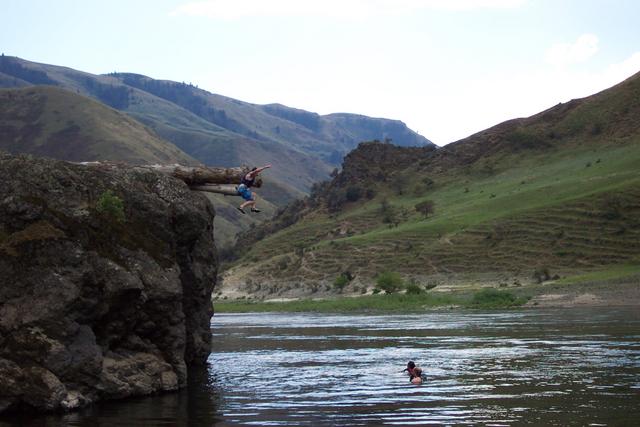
[555,264,640,285]
[214,289,529,313]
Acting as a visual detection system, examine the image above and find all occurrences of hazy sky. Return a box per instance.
[3,0,640,145]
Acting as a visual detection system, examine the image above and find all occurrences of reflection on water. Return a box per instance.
[1,308,639,426]
[0,366,223,427]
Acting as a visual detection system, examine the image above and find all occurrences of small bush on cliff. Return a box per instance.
[96,190,125,222]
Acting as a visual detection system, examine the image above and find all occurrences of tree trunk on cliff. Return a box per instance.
[141,165,248,185]
[190,184,240,196]
[79,162,253,186]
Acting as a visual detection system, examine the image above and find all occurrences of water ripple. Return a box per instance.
[209,308,640,426]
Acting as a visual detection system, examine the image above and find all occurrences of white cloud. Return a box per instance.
[170,0,526,19]
[545,33,599,67]
[197,49,640,145]
[434,50,640,143]
[601,51,640,87]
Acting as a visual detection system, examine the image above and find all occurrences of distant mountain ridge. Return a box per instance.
[0,56,434,194]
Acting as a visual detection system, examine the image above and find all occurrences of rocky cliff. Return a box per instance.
[0,153,217,413]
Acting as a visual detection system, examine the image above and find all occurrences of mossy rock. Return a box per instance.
[1,220,66,256]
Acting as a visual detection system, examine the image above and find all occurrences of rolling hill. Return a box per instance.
[0,86,197,165]
[220,70,640,299]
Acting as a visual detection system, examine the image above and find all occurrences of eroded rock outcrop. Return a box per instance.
[0,153,217,413]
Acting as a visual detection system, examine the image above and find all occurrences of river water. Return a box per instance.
[4,308,640,426]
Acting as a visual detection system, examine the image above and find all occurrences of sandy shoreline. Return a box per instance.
[524,280,640,308]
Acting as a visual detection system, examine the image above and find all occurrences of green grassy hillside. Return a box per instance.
[220,71,640,299]
[0,86,197,165]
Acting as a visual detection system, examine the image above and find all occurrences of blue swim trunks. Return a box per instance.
[237,184,253,201]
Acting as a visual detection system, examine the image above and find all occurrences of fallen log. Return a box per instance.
[190,184,239,196]
[142,164,249,186]
[78,162,261,188]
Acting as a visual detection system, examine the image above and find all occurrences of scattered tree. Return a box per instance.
[379,199,401,226]
[365,188,376,199]
[415,200,435,218]
[345,186,363,202]
[375,271,404,294]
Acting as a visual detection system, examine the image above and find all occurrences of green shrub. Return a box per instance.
[424,282,438,291]
[96,190,125,222]
[345,186,363,202]
[333,274,350,291]
[422,176,435,187]
[376,271,404,294]
[533,268,551,283]
[277,256,291,270]
[326,189,347,212]
[601,195,625,220]
[379,199,400,226]
[508,129,549,150]
[415,200,435,218]
[404,283,423,294]
[470,288,527,309]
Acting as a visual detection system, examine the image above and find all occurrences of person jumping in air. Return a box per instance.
[237,164,271,214]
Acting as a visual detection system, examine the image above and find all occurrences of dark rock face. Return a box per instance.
[0,153,217,414]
